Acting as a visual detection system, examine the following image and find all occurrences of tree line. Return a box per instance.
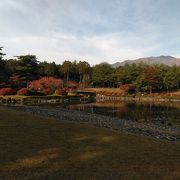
[0,47,180,93]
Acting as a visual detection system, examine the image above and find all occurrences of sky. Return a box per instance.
[0,0,180,65]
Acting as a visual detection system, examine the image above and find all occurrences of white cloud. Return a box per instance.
[1,32,153,65]
[1,0,180,64]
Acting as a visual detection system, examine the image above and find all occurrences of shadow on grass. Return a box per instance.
[1,148,60,171]
[0,107,180,179]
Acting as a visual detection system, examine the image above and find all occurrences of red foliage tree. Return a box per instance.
[55,89,68,96]
[17,88,29,96]
[29,77,63,95]
[119,84,136,94]
[141,66,160,93]
[0,88,16,96]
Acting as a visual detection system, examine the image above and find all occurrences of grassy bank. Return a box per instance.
[86,88,125,96]
[87,88,180,100]
[0,108,180,179]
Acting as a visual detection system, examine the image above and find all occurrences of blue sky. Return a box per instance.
[0,0,180,65]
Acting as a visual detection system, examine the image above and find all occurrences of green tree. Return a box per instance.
[163,67,179,92]
[0,47,5,60]
[16,55,39,87]
[155,64,169,91]
[92,63,114,87]
[39,61,58,77]
[115,63,144,86]
[60,61,73,82]
[171,65,180,89]
[0,47,7,82]
[77,61,91,87]
[71,61,79,82]
[5,59,19,76]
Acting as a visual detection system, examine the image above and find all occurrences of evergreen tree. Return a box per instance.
[0,47,7,82]
[16,55,39,87]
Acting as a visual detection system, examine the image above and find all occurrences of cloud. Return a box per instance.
[1,32,155,65]
[0,0,180,64]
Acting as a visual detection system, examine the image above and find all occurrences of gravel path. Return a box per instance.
[3,105,180,141]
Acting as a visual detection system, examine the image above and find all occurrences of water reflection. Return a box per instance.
[66,101,180,127]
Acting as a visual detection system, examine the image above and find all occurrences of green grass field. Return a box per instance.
[0,107,180,180]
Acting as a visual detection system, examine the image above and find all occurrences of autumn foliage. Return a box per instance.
[29,77,63,95]
[143,67,160,85]
[17,88,29,96]
[0,88,16,96]
[119,84,136,94]
[55,89,68,96]
[137,66,160,93]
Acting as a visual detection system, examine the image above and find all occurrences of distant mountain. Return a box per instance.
[111,56,180,68]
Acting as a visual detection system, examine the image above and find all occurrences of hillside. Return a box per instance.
[112,56,180,68]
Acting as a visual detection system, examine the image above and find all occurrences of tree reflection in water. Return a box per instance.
[66,101,180,127]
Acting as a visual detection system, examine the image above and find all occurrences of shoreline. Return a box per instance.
[96,94,180,102]
[3,105,180,141]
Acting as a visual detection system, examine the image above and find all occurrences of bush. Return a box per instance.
[29,77,63,95]
[119,84,136,94]
[55,89,68,96]
[0,88,16,96]
[17,88,29,96]
[43,88,52,95]
[17,88,46,96]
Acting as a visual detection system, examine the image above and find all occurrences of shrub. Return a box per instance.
[0,88,16,96]
[119,84,136,94]
[17,88,46,96]
[29,77,63,95]
[55,89,68,96]
[17,88,29,96]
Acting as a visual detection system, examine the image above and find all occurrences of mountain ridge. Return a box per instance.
[111,56,180,68]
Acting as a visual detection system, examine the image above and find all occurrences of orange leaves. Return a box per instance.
[0,88,16,96]
[29,77,63,95]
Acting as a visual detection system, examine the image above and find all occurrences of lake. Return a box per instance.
[1,96,180,128]
[63,100,180,127]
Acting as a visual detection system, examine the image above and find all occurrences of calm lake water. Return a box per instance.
[63,101,180,127]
